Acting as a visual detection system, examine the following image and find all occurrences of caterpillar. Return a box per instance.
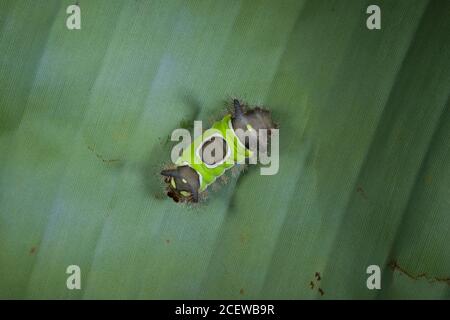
[161,99,277,203]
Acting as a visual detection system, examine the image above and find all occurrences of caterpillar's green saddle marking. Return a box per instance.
[175,114,252,191]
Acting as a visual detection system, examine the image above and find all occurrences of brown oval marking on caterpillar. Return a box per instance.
[201,136,228,166]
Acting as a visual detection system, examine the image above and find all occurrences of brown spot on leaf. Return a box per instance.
[389,260,450,286]
[315,272,321,281]
[240,288,244,295]
[310,272,325,295]
[166,239,170,244]
[29,247,37,255]
[240,233,249,244]
[356,186,368,199]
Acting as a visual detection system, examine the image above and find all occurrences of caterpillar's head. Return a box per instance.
[161,166,200,203]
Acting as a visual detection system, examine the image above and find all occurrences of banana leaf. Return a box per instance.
[0,0,449,299]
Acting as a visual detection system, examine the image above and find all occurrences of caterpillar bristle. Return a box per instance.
[211,181,221,192]
[230,165,243,178]
[199,190,208,202]
[219,173,229,185]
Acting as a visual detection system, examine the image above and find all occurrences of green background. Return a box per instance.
[0,0,449,299]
